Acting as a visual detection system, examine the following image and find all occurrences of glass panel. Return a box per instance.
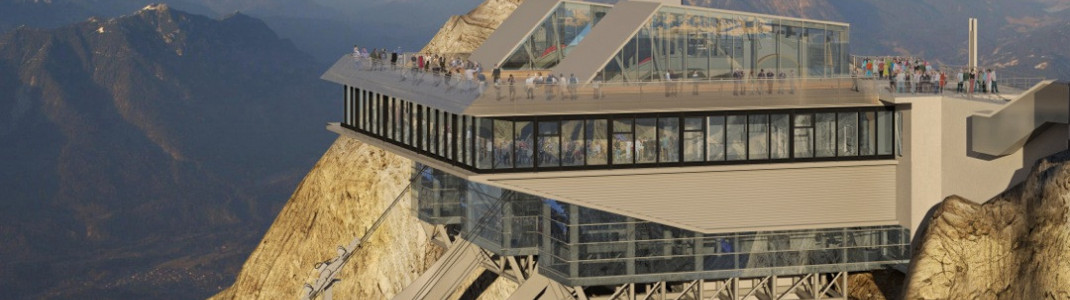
[429,110,438,155]
[420,107,428,151]
[371,94,378,135]
[748,114,769,160]
[815,113,836,158]
[793,114,814,158]
[442,112,451,159]
[770,114,790,159]
[400,101,406,143]
[538,121,561,168]
[726,115,747,161]
[708,116,726,161]
[586,119,608,166]
[658,117,680,163]
[477,118,493,169]
[515,121,534,168]
[684,117,704,162]
[636,118,657,164]
[613,118,634,165]
[494,120,513,169]
[562,120,584,167]
[860,111,876,156]
[878,110,894,155]
[501,3,610,70]
[838,112,858,157]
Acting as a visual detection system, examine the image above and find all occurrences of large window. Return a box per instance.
[838,112,858,157]
[636,118,657,164]
[516,121,534,168]
[613,119,634,165]
[877,111,894,155]
[793,114,814,158]
[726,115,747,161]
[343,91,895,173]
[860,112,876,156]
[562,120,585,167]
[538,121,561,167]
[599,7,850,82]
[477,118,493,169]
[494,120,514,169]
[683,117,704,162]
[815,113,836,158]
[770,114,790,159]
[707,116,726,161]
[748,114,769,160]
[586,120,608,166]
[658,117,680,163]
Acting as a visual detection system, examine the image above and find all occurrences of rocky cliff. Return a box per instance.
[215,0,521,298]
[420,0,521,54]
[212,138,441,299]
[905,150,1070,299]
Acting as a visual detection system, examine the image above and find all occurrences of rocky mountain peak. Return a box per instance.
[0,4,332,298]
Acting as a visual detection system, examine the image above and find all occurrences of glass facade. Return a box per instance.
[412,163,542,256]
[410,163,910,287]
[501,1,613,70]
[412,165,465,224]
[597,6,849,82]
[341,86,895,174]
[541,201,910,286]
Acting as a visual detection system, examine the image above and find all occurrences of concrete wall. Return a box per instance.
[897,95,1068,235]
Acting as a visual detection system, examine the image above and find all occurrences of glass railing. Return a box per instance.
[342,52,878,108]
[540,224,910,284]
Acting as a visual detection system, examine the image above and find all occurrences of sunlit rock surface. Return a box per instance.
[905,151,1070,299]
[212,138,440,299]
[215,1,526,297]
[421,0,522,54]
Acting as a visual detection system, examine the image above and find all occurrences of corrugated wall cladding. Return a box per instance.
[489,162,897,233]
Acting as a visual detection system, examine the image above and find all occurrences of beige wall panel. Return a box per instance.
[486,162,898,234]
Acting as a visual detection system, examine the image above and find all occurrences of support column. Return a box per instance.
[968,18,978,71]
[569,204,580,279]
[626,217,637,276]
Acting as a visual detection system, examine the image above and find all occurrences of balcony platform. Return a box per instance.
[323,55,883,117]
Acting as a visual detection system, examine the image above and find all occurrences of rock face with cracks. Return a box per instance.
[421,0,522,55]
[212,138,441,299]
[216,0,524,298]
[905,150,1070,299]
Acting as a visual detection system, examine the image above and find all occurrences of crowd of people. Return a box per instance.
[730,69,798,96]
[353,45,497,93]
[855,56,1000,95]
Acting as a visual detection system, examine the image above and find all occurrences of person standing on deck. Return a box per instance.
[990,69,999,94]
[956,70,964,93]
[691,70,701,95]
[985,69,993,94]
[508,74,517,100]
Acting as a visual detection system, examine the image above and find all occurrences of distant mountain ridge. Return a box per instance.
[0,4,333,298]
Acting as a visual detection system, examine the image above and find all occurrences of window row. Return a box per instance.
[343,87,895,173]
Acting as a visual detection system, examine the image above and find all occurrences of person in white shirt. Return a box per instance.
[956,70,964,93]
[990,69,999,94]
[896,71,905,93]
[664,70,674,97]
[525,74,536,99]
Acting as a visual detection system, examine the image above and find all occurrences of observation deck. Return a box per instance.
[323,55,879,117]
